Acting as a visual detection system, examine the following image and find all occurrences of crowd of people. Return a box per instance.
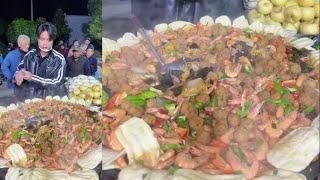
[0,22,99,100]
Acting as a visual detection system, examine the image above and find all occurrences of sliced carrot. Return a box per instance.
[175,127,188,139]
[104,92,122,110]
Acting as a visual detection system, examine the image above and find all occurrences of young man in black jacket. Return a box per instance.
[14,22,67,100]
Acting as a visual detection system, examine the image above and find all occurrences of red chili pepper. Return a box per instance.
[285,47,292,54]
[159,108,168,115]
[153,118,165,127]
[292,92,300,101]
[104,92,122,110]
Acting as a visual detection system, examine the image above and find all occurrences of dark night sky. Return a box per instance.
[0,0,89,23]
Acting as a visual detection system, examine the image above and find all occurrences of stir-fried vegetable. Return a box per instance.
[271,98,294,114]
[237,101,252,118]
[162,143,183,151]
[125,90,158,106]
[304,106,314,114]
[209,95,218,107]
[11,130,31,140]
[176,116,189,128]
[243,28,254,38]
[193,101,205,110]
[80,125,90,141]
[165,103,176,115]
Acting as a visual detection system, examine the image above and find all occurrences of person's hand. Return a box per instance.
[15,71,24,86]
[22,70,32,81]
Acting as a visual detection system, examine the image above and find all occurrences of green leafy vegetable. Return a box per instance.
[168,165,180,174]
[80,125,90,141]
[125,96,146,106]
[314,43,320,51]
[11,130,30,140]
[194,101,204,110]
[125,90,158,106]
[237,101,252,118]
[274,79,289,95]
[162,143,183,151]
[138,90,158,100]
[243,28,254,37]
[304,106,314,114]
[165,103,176,115]
[176,116,189,128]
[209,95,218,107]
[231,145,246,163]
[272,98,294,114]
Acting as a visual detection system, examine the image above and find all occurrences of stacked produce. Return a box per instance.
[248,0,319,35]
[65,75,102,106]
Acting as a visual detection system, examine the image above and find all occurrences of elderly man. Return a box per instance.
[1,35,30,89]
[14,22,67,100]
[84,44,97,76]
[66,47,86,77]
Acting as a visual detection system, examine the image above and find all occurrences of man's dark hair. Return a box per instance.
[36,22,57,41]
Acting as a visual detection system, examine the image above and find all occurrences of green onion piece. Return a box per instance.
[165,103,176,115]
[231,145,246,163]
[237,101,252,118]
[176,116,189,128]
[209,95,218,107]
[194,101,204,110]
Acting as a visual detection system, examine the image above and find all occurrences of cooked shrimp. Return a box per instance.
[278,110,298,130]
[154,156,175,170]
[226,148,259,179]
[276,106,284,119]
[159,150,175,162]
[265,123,283,139]
[175,149,209,169]
[247,101,265,119]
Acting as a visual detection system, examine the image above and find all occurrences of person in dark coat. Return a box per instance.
[84,44,97,76]
[66,47,86,77]
[14,22,67,100]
